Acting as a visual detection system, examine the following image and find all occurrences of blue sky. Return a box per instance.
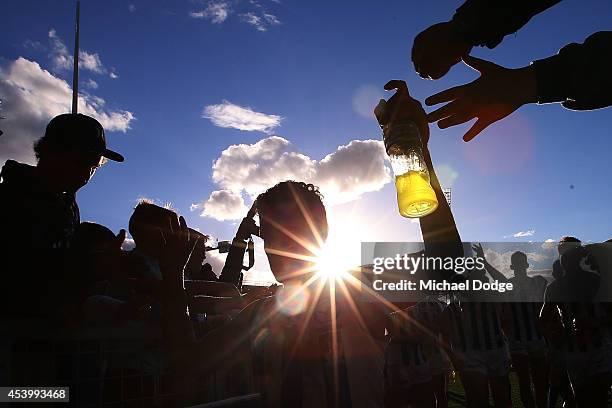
[2,0,611,281]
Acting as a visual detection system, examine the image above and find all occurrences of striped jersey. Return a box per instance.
[508,302,544,343]
[446,302,506,352]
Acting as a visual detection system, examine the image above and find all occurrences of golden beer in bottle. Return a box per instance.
[375,96,438,218]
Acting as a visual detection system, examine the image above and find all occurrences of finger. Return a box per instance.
[425,85,464,106]
[463,118,490,142]
[417,70,430,80]
[384,80,409,95]
[438,112,475,129]
[179,216,193,245]
[561,100,580,110]
[116,229,126,248]
[427,100,462,122]
[168,213,180,235]
[419,61,451,81]
[462,55,499,73]
[179,216,188,234]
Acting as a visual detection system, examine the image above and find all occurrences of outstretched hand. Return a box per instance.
[425,55,537,141]
[157,215,200,288]
[412,21,473,80]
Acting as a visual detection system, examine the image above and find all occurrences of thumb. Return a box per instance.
[462,55,499,73]
[384,80,409,95]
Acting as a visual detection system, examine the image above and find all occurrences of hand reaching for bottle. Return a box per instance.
[426,55,537,141]
[412,21,473,80]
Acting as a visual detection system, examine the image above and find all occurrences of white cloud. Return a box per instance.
[241,12,266,31]
[542,238,556,251]
[195,136,391,221]
[483,248,553,278]
[84,79,98,89]
[128,4,136,12]
[191,189,248,221]
[202,100,282,133]
[503,230,536,239]
[263,13,281,25]
[48,29,113,78]
[513,230,535,238]
[0,57,135,165]
[109,72,118,79]
[189,1,280,32]
[190,1,230,23]
[316,139,392,204]
[121,237,136,251]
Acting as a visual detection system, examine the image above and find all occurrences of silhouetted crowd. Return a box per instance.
[2,1,612,407]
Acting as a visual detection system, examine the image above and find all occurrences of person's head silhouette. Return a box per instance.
[256,181,328,283]
[129,200,178,257]
[33,113,123,193]
[72,222,125,281]
[510,251,529,278]
[557,236,581,258]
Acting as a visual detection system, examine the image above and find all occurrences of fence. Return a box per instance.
[0,319,259,407]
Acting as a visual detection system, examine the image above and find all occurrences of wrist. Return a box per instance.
[513,65,538,106]
[448,19,475,51]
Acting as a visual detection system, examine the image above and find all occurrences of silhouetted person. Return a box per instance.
[543,237,582,408]
[249,181,389,407]
[411,2,612,141]
[0,113,123,317]
[540,244,611,407]
[545,261,576,408]
[128,201,250,309]
[69,222,153,327]
[474,245,548,408]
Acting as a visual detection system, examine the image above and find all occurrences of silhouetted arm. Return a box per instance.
[378,80,463,279]
[533,31,612,110]
[219,211,258,287]
[218,237,248,287]
[452,0,561,49]
[472,243,509,283]
[419,146,462,251]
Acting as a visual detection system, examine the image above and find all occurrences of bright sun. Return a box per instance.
[314,244,350,280]
[312,213,363,280]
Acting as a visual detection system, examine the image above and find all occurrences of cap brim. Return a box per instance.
[102,148,124,162]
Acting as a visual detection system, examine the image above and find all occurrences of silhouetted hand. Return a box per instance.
[426,55,537,141]
[236,217,258,241]
[235,201,259,241]
[115,229,126,250]
[472,243,485,259]
[412,22,472,80]
[158,215,199,288]
[184,228,207,277]
[377,80,430,146]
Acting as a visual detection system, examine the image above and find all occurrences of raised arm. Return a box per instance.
[472,242,509,283]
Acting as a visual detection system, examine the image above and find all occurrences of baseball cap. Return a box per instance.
[44,113,124,162]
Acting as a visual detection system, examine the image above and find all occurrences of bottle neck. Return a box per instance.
[383,120,422,153]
